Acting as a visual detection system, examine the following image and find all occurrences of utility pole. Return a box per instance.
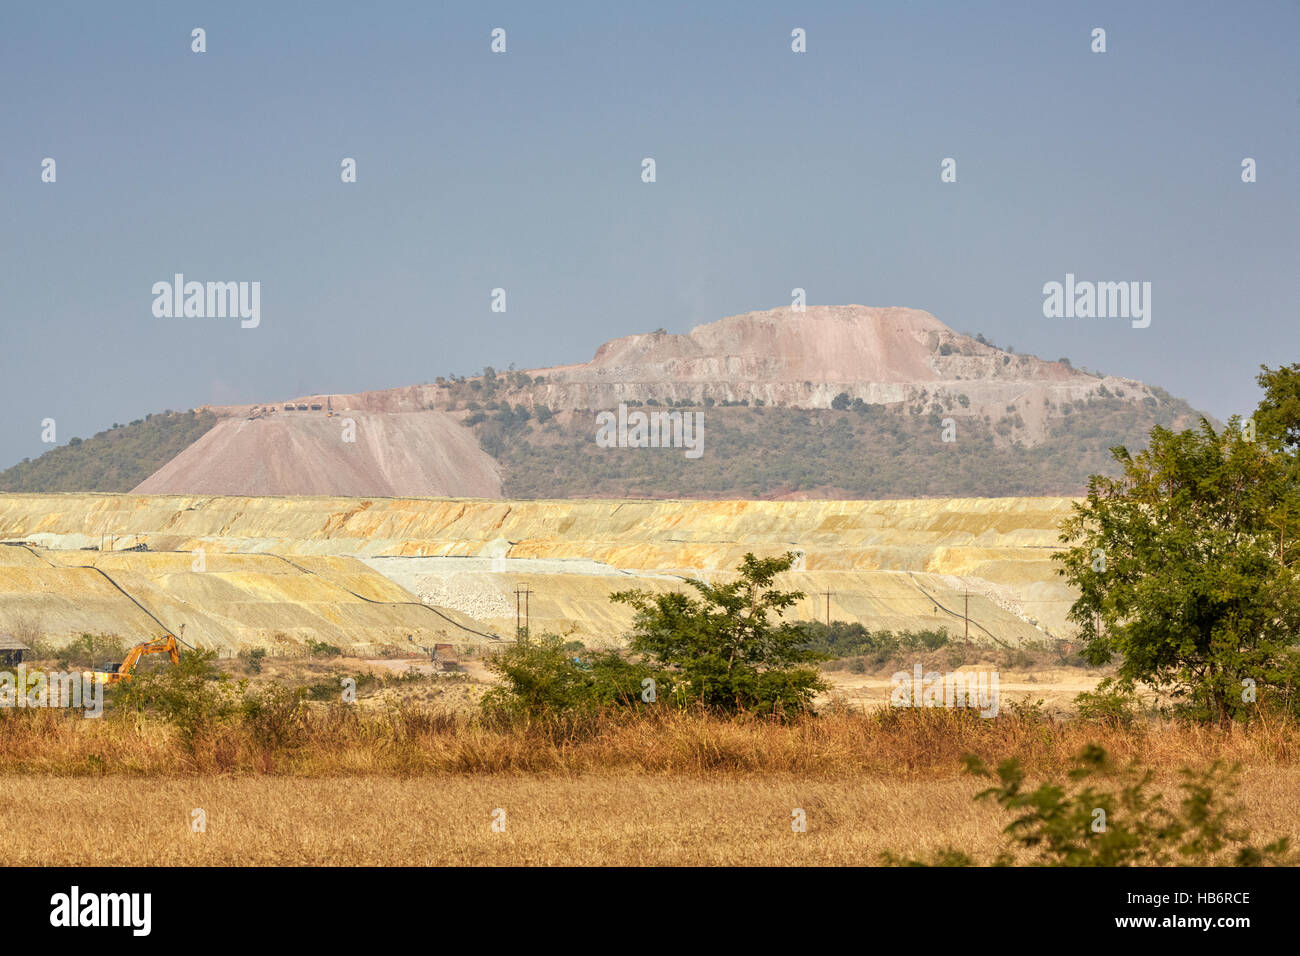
[514,584,534,642]
[822,589,832,627]
[964,589,969,642]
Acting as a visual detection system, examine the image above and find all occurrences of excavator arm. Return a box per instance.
[118,635,180,672]
[88,635,182,685]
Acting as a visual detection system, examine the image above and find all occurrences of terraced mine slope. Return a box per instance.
[0,493,1081,652]
[0,544,493,655]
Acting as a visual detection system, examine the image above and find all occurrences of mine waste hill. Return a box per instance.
[0,492,1079,652]
[0,305,1205,499]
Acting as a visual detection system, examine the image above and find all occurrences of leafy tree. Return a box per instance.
[1254,363,1300,452]
[610,552,826,716]
[54,633,126,670]
[1055,415,1300,724]
[240,647,267,674]
[1254,363,1300,559]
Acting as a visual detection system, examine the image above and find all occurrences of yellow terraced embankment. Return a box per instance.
[0,493,1081,651]
[0,544,493,654]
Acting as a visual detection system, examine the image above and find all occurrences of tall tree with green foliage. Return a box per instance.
[1254,362,1300,452]
[1056,374,1300,723]
[611,552,826,716]
[1253,363,1300,562]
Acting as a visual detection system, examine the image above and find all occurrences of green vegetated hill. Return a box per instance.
[0,383,1204,499]
[473,392,1204,499]
[0,410,218,493]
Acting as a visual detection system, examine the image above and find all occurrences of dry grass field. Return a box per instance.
[6,768,1299,866]
[3,654,1297,866]
[3,698,1298,776]
[2,696,1298,865]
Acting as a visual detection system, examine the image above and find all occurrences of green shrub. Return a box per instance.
[481,635,655,722]
[884,745,1293,867]
[481,635,601,722]
[239,647,268,674]
[796,621,949,666]
[239,683,305,749]
[115,649,237,752]
[1074,679,1141,727]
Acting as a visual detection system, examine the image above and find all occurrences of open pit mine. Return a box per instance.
[0,493,1080,654]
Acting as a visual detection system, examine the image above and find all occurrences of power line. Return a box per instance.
[514,584,535,642]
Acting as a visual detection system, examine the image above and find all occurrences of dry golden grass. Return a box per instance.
[5,697,1297,865]
[4,768,1297,866]
[2,703,1297,778]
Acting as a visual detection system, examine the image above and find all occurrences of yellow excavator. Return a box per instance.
[85,634,182,686]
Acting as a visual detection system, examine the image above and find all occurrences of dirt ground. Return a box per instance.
[238,653,1124,719]
[821,666,1113,713]
[239,653,1121,718]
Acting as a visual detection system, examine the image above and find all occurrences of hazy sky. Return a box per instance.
[3,0,1297,468]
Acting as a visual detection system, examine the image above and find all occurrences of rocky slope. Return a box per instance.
[526,305,1163,446]
[3,304,1203,498]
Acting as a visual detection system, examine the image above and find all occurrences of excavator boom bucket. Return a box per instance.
[112,634,184,682]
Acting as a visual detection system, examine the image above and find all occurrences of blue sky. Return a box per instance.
[2,0,1297,467]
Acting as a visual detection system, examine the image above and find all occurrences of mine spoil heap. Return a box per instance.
[0,492,1078,653]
